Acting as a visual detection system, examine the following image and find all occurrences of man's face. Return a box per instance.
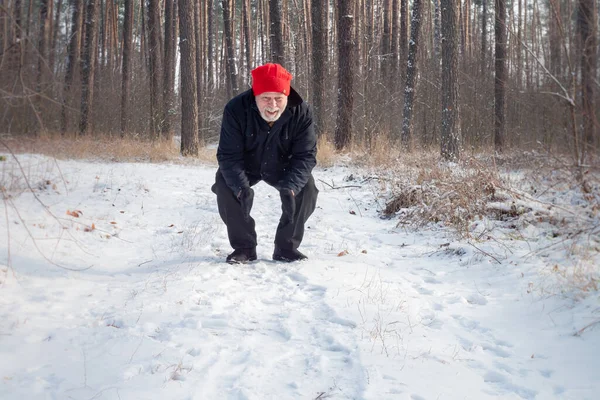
[256,92,288,122]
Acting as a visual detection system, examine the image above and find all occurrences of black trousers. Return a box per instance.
[212,170,318,251]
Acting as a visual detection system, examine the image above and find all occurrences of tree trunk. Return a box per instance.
[162,0,176,139]
[463,0,471,59]
[222,0,238,98]
[481,0,487,76]
[51,0,62,72]
[269,0,285,64]
[79,0,99,136]
[195,0,203,105]
[243,0,253,70]
[441,0,461,160]
[517,0,523,86]
[401,0,424,148]
[120,0,133,136]
[335,0,354,150]
[494,0,506,152]
[179,0,200,155]
[433,0,441,63]
[147,0,163,139]
[61,0,83,134]
[364,0,374,148]
[207,0,214,89]
[392,0,400,77]
[36,0,52,131]
[578,0,597,158]
[382,0,392,80]
[311,0,327,136]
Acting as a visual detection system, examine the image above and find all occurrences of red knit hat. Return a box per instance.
[251,63,293,96]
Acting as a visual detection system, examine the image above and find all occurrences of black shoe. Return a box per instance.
[226,248,257,264]
[272,248,307,262]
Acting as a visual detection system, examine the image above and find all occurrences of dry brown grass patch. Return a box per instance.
[381,154,504,236]
[316,136,339,167]
[2,134,218,165]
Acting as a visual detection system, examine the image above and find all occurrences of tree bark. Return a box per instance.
[207,0,214,89]
[401,0,424,148]
[382,0,392,80]
[120,0,133,136]
[79,0,99,136]
[269,0,285,64]
[578,0,597,157]
[392,0,400,77]
[50,0,62,72]
[481,0,488,76]
[147,0,163,138]
[179,0,200,155]
[334,0,354,150]
[441,0,461,160]
[195,0,203,105]
[222,0,238,98]
[36,0,52,112]
[243,0,253,70]
[162,0,176,139]
[61,0,83,134]
[311,0,327,136]
[433,0,441,63]
[495,0,506,152]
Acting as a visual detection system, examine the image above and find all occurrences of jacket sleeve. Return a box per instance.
[281,105,317,194]
[216,105,250,194]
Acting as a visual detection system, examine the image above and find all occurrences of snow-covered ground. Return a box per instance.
[1,154,598,399]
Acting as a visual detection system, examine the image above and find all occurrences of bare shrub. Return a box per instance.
[382,156,502,236]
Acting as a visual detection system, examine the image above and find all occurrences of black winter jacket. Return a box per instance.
[216,88,317,195]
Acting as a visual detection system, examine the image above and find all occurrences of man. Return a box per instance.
[212,63,318,264]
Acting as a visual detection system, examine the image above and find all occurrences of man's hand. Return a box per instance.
[237,187,254,221]
[280,189,296,224]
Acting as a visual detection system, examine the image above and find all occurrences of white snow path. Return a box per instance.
[0,157,598,400]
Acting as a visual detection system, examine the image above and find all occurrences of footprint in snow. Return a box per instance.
[539,369,553,378]
[482,344,511,358]
[466,293,488,305]
[187,348,201,357]
[200,316,229,330]
[414,285,434,295]
[483,370,538,399]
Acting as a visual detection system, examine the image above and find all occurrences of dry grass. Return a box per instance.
[315,135,340,167]
[380,155,502,236]
[4,133,346,168]
[1,133,218,165]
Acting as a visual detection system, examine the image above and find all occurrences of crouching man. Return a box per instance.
[212,63,318,264]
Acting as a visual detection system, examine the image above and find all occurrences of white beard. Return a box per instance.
[260,107,283,122]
